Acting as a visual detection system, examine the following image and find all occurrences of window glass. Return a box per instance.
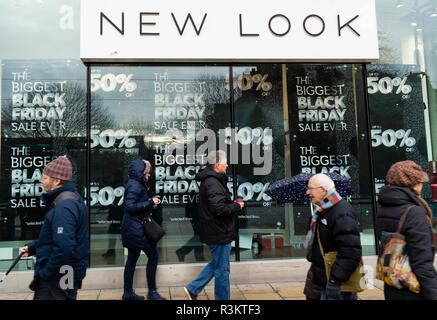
[232,64,288,259]
[0,0,84,271]
[0,0,80,60]
[0,59,86,271]
[286,64,375,255]
[373,0,436,227]
[90,65,230,266]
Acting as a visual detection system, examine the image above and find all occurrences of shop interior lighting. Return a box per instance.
[396,0,404,8]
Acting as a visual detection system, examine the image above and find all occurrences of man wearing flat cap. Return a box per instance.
[20,156,89,300]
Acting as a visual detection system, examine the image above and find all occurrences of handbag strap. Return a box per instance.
[396,206,414,234]
[316,223,331,281]
[316,222,325,257]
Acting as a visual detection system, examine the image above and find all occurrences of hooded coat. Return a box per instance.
[27,182,89,282]
[376,185,437,300]
[195,167,241,245]
[121,159,154,249]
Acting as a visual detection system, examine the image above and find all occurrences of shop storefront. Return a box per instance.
[0,0,436,272]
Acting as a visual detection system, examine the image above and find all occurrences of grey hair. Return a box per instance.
[142,160,151,174]
[311,173,335,190]
[206,150,227,168]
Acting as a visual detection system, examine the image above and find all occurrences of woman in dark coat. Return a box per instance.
[376,160,437,300]
[120,159,165,300]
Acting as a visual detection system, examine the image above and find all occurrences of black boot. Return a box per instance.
[147,290,166,300]
[122,290,145,300]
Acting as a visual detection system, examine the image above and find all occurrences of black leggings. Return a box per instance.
[123,245,159,291]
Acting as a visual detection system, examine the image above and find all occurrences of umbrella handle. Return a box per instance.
[4,252,24,276]
[0,252,24,283]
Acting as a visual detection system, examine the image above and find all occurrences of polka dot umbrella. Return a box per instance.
[265,172,352,204]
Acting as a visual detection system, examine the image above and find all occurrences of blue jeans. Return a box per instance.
[124,245,159,292]
[187,243,232,300]
[320,287,353,300]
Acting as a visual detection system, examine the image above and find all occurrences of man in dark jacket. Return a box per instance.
[184,150,243,300]
[306,173,362,300]
[20,156,89,300]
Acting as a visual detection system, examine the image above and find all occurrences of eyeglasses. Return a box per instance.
[307,186,323,191]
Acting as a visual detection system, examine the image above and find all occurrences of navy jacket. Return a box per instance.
[376,185,437,300]
[195,167,241,245]
[121,159,154,249]
[27,182,89,282]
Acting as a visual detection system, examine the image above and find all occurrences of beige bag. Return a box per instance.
[317,224,366,292]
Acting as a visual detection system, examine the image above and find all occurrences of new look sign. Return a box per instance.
[80,0,379,62]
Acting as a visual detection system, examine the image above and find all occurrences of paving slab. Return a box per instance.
[243,292,282,300]
[237,283,275,294]
[274,285,305,298]
[0,279,385,300]
[0,292,31,300]
[98,288,124,300]
[77,289,100,300]
[203,285,245,300]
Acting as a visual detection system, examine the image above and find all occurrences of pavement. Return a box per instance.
[0,280,385,300]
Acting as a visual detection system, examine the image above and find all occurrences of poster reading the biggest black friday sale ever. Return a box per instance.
[1,60,87,240]
[286,64,429,204]
[287,65,358,194]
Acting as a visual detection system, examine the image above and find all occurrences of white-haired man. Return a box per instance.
[305,173,361,300]
[184,150,244,300]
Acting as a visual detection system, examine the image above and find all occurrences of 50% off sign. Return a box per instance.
[91,73,137,97]
[237,182,271,202]
[91,129,136,149]
[224,127,273,150]
[371,128,416,152]
[88,186,125,207]
[226,73,273,96]
[367,76,412,99]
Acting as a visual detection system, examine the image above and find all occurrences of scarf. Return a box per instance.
[304,189,342,261]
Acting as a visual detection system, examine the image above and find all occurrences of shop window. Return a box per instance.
[90,65,230,266]
[286,64,375,256]
[373,0,437,230]
[0,59,87,271]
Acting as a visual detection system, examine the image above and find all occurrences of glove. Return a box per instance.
[325,278,342,300]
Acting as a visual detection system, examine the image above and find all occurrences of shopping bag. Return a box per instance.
[376,206,420,294]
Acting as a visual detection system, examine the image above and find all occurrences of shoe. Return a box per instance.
[184,286,197,300]
[147,290,166,300]
[122,290,145,300]
[176,250,185,262]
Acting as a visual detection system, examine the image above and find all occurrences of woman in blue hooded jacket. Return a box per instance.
[120,159,165,300]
